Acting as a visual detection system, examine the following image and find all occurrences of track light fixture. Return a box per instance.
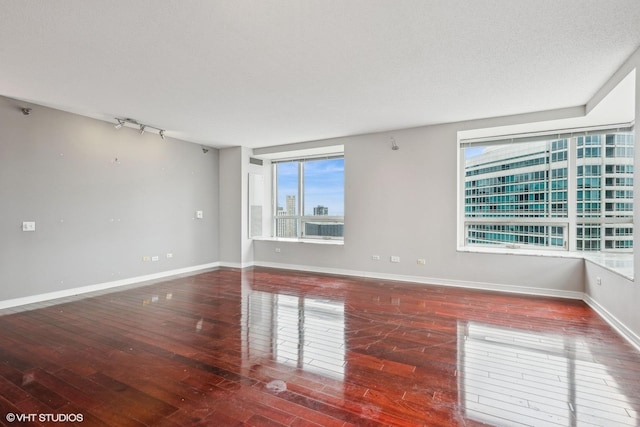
[113,117,165,140]
[21,107,32,116]
[390,137,399,151]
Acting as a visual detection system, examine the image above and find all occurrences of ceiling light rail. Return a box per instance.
[114,118,166,140]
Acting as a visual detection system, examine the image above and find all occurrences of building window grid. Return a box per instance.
[463,132,633,252]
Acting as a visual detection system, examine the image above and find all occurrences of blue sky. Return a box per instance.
[277,158,345,216]
[464,146,486,159]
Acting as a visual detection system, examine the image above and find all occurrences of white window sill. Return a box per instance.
[457,245,582,259]
[252,236,344,246]
[583,252,634,281]
[458,246,633,280]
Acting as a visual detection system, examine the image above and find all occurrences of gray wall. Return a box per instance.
[253,121,584,296]
[0,96,219,301]
[584,262,639,345]
[218,147,243,266]
[583,46,640,348]
[218,146,272,268]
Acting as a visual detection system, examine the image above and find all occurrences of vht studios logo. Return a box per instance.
[6,412,84,423]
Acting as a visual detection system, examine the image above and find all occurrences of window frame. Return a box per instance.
[272,154,345,241]
[458,123,634,254]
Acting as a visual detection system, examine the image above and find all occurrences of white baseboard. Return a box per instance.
[253,262,640,350]
[4,260,638,354]
[252,261,584,300]
[0,262,220,310]
[583,294,640,353]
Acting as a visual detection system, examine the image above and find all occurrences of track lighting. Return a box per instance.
[113,117,165,140]
[391,137,399,151]
[21,107,32,116]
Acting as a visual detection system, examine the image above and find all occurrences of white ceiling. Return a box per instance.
[1,1,640,149]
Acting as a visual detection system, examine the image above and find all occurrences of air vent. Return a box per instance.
[249,157,263,166]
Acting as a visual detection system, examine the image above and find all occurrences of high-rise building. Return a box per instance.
[304,222,344,237]
[313,205,329,216]
[286,195,296,215]
[276,195,298,238]
[464,132,634,252]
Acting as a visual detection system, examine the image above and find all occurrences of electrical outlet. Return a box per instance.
[22,221,36,232]
[596,276,602,286]
[417,258,426,265]
[371,255,380,260]
[152,256,159,262]
[142,256,151,262]
[166,253,173,258]
[275,248,281,253]
[390,256,400,263]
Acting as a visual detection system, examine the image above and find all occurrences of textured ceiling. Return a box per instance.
[1,1,640,148]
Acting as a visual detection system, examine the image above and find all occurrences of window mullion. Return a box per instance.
[298,161,304,238]
[273,163,278,237]
[567,136,578,251]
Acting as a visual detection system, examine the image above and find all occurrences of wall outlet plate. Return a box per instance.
[22,221,36,232]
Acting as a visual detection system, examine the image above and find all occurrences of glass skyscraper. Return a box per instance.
[464,131,634,252]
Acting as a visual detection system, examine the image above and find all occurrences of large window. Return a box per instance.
[461,127,633,253]
[273,156,344,239]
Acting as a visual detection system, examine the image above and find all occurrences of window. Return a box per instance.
[273,156,344,239]
[461,127,633,253]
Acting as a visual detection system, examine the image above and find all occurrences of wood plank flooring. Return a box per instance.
[0,267,638,426]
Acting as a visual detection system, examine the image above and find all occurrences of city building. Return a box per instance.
[303,221,343,237]
[313,205,329,216]
[464,132,634,252]
[275,195,298,238]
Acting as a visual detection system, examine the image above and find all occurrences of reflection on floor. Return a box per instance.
[0,267,638,426]
[247,291,346,380]
[460,322,637,426]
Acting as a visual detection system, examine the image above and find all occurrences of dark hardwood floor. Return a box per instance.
[0,267,638,426]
